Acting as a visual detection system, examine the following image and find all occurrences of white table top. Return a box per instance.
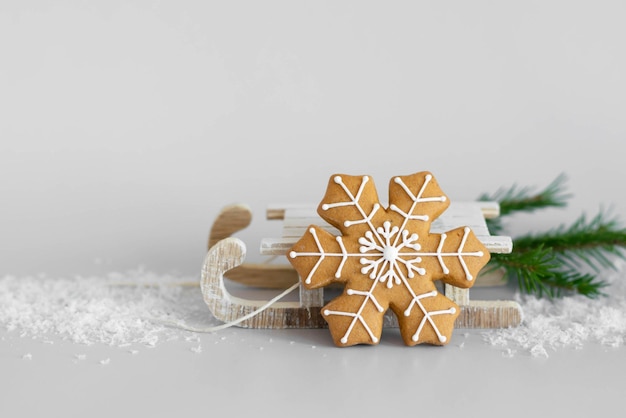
[2,277,625,418]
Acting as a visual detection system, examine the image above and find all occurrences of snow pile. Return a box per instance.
[2,263,625,356]
[483,261,626,357]
[0,268,210,347]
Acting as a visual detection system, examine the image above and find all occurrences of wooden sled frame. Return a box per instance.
[201,203,523,329]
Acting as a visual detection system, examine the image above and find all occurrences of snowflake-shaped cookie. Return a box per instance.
[287,172,490,346]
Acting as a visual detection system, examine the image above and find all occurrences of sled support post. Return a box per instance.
[444,284,469,305]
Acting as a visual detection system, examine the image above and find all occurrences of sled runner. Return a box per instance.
[201,203,523,329]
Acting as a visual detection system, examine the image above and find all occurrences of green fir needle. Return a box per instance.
[480,174,626,298]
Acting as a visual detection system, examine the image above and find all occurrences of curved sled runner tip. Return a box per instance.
[201,236,326,328]
[208,204,299,289]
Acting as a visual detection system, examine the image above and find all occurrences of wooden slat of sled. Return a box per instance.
[282,206,492,236]
[280,202,493,237]
[267,201,501,220]
[261,201,512,256]
[384,300,522,329]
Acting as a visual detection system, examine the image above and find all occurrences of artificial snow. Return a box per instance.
[483,261,626,357]
[1,263,625,357]
[0,268,211,348]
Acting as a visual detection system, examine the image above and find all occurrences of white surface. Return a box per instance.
[1,326,625,417]
[1,1,626,417]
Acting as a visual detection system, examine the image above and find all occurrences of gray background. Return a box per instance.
[1,1,626,417]
[2,0,625,276]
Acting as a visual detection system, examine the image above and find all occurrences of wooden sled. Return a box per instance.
[201,203,523,329]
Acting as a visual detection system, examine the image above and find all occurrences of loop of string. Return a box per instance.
[149,282,301,333]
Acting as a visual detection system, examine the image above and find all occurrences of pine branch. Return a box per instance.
[489,245,607,298]
[479,173,570,234]
[512,210,626,272]
[480,174,624,298]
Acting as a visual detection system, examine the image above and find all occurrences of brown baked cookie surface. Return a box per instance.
[288,172,490,347]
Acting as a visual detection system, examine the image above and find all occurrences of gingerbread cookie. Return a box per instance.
[287,171,490,346]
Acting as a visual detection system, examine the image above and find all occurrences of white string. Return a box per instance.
[148,282,301,333]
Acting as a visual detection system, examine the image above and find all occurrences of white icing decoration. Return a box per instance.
[390,204,429,221]
[290,173,483,344]
[320,176,380,231]
[335,236,348,278]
